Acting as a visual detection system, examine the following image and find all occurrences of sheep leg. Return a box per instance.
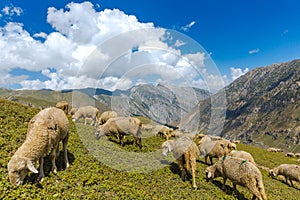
[222,176,227,191]
[63,134,70,168]
[191,158,197,189]
[84,118,87,126]
[209,156,213,165]
[38,157,44,182]
[204,156,208,164]
[177,157,187,181]
[51,143,58,173]
[289,179,294,187]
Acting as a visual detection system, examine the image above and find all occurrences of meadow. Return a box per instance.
[1,98,300,199]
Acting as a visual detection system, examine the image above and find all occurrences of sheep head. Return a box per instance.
[269,169,277,177]
[8,156,38,186]
[205,164,222,180]
[95,126,105,140]
[161,140,174,156]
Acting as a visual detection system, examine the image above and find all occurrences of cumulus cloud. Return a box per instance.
[181,21,196,32]
[0,1,223,92]
[249,48,260,54]
[1,4,23,17]
[230,67,249,81]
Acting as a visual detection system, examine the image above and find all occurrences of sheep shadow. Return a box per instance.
[210,179,247,200]
[169,162,193,186]
[25,150,75,186]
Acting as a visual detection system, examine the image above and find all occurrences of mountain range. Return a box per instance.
[1,59,299,151]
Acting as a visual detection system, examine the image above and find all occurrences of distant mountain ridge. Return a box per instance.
[181,59,300,151]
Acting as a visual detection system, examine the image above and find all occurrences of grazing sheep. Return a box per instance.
[55,101,69,115]
[269,164,300,187]
[286,152,296,158]
[267,147,283,152]
[98,111,118,125]
[95,117,142,148]
[156,126,173,140]
[7,107,69,186]
[206,156,267,200]
[72,106,100,126]
[69,107,78,116]
[162,136,200,189]
[198,135,235,165]
[295,153,300,158]
[229,150,256,165]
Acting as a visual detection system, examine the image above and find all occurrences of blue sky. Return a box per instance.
[0,0,300,91]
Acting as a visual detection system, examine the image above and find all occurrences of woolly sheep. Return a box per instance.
[55,101,69,115]
[198,135,235,165]
[269,164,300,187]
[162,136,200,189]
[98,110,118,125]
[72,106,100,126]
[206,156,267,200]
[267,147,283,152]
[156,126,173,140]
[286,152,296,157]
[229,150,256,165]
[95,117,142,148]
[8,107,69,186]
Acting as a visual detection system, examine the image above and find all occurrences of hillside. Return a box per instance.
[181,59,300,151]
[1,98,300,199]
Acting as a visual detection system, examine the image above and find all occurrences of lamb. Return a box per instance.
[98,110,118,125]
[7,107,69,186]
[162,136,200,189]
[198,135,235,165]
[55,101,69,115]
[229,150,256,165]
[269,164,300,187]
[206,156,267,200]
[95,117,142,148]
[72,106,100,126]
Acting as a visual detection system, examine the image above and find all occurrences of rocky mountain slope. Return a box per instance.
[181,59,300,151]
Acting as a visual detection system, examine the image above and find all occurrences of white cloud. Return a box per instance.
[249,48,260,54]
[230,67,249,81]
[1,5,23,16]
[181,21,196,32]
[0,2,222,92]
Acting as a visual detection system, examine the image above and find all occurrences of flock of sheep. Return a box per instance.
[7,101,300,200]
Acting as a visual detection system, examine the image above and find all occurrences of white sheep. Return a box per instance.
[98,110,118,125]
[156,126,174,140]
[198,135,235,165]
[229,150,256,165]
[206,156,267,200]
[55,101,69,115]
[162,136,200,189]
[72,106,100,126]
[269,164,300,187]
[7,107,69,186]
[95,117,142,148]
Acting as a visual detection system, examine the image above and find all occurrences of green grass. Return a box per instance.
[1,98,300,199]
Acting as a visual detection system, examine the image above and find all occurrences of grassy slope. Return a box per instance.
[1,98,300,199]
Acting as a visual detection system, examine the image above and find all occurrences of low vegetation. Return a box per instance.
[1,98,300,199]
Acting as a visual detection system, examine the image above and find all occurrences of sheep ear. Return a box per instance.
[207,171,212,178]
[27,160,38,174]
